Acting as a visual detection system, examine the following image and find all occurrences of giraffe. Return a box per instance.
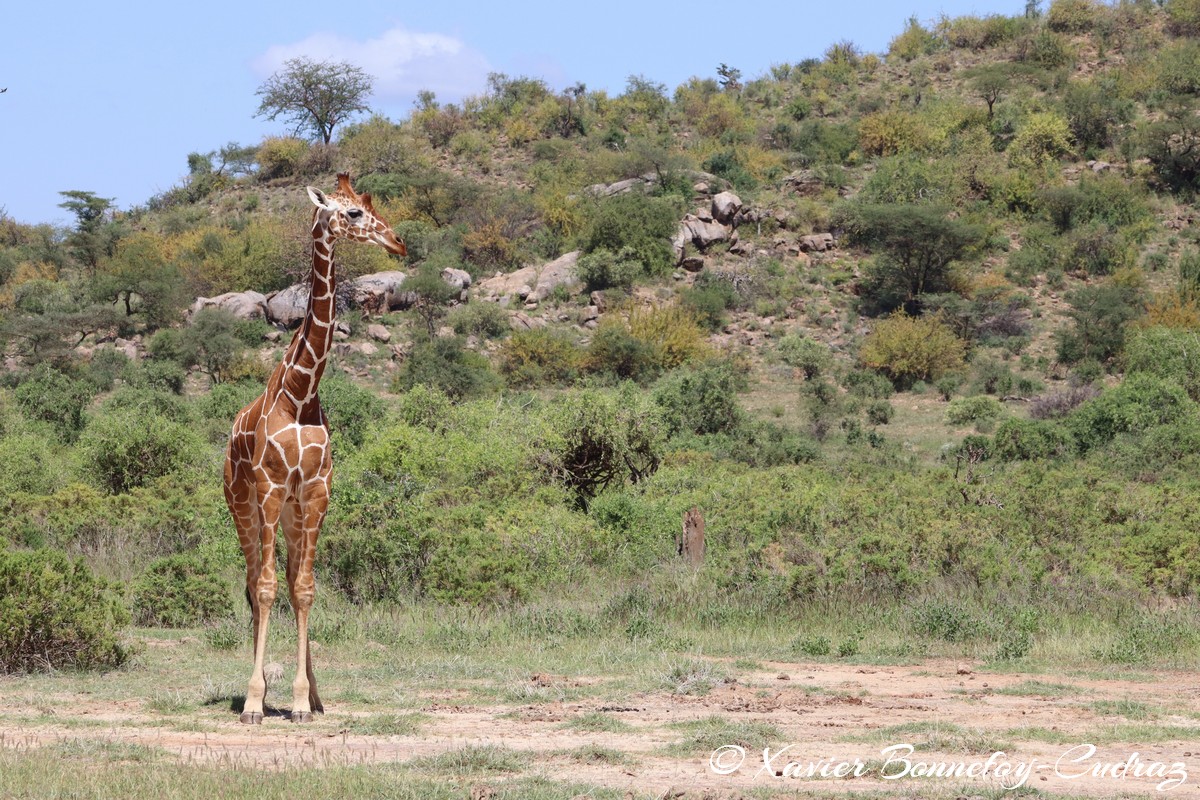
[224,173,405,724]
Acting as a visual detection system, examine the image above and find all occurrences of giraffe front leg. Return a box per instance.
[242,488,283,725]
[285,484,327,723]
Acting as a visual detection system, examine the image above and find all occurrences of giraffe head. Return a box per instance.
[306,172,406,256]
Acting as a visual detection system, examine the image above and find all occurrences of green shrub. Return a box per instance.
[575,248,642,292]
[131,360,187,394]
[866,400,894,425]
[580,194,680,278]
[843,369,895,399]
[130,555,233,628]
[537,387,666,506]
[992,418,1071,460]
[1125,327,1200,401]
[911,600,984,642]
[424,529,532,604]
[945,395,1005,425]
[888,16,941,61]
[256,137,308,180]
[447,302,508,339]
[198,381,261,425]
[654,361,746,436]
[777,334,832,379]
[1067,373,1196,453]
[1046,0,1099,32]
[13,365,95,441]
[1039,175,1149,233]
[398,384,453,432]
[680,282,735,332]
[0,428,67,498]
[1055,280,1143,365]
[1166,0,1200,36]
[79,409,203,494]
[498,329,582,387]
[83,348,130,393]
[0,547,130,672]
[319,373,383,450]
[1155,41,1200,96]
[1008,112,1074,166]
[394,337,500,400]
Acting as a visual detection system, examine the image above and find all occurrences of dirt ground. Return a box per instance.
[2,654,1198,798]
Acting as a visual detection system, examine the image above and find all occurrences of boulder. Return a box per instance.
[478,251,582,304]
[367,324,391,343]
[190,290,269,321]
[799,233,835,253]
[441,267,472,292]
[265,284,310,328]
[711,191,743,225]
[347,270,415,313]
[509,311,548,331]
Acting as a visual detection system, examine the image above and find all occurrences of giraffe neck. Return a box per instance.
[269,218,336,416]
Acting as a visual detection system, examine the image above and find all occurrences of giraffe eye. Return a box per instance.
[347,208,364,220]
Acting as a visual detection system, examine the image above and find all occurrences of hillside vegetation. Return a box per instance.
[3,0,1200,671]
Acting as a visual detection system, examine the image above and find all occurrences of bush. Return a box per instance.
[130,555,234,628]
[424,529,532,604]
[654,361,746,436]
[1166,0,1200,36]
[1028,385,1101,419]
[680,282,735,332]
[992,418,1071,460]
[585,322,662,383]
[394,337,500,400]
[256,137,309,180]
[888,16,941,61]
[860,313,967,388]
[627,304,709,369]
[1125,327,1200,401]
[1067,374,1196,453]
[580,193,680,278]
[575,247,642,292]
[945,395,1005,425]
[79,409,203,494]
[13,365,95,441]
[843,369,895,399]
[840,204,984,313]
[1008,112,1074,167]
[1046,0,1099,32]
[0,547,130,672]
[857,111,933,157]
[447,302,509,339]
[537,388,666,506]
[1055,280,1143,365]
[320,373,384,450]
[866,400,894,425]
[498,329,582,387]
[777,334,832,379]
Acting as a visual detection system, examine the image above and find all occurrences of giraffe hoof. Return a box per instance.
[239,711,264,725]
[291,711,313,723]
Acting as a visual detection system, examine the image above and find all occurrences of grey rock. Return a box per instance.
[799,233,835,253]
[367,324,391,343]
[190,290,269,321]
[712,191,743,225]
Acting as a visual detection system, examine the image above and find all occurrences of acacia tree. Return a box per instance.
[255,57,373,144]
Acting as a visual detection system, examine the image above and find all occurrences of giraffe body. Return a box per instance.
[224,174,404,724]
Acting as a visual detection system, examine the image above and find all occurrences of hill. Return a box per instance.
[2,0,1200,664]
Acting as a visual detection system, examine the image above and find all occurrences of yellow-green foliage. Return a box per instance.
[860,313,967,387]
[499,329,583,387]
[1047,0,1101,32]
[940,14,1024,50]
[255,137,308,180]
[889,17,940,61]
[174,219,302,295]
[340,115,432,175]
[1166,0,1200,35]
[627,303,709,369]
[1008,112,1074,167]
[858,111,935,157]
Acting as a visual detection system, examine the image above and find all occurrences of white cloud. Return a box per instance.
[252,26,492,101]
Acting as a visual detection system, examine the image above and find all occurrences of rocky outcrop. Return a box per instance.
[799,233,836,253]
[265,284,311,328]
[582,170,728,198]
[347,270,415,314]
[189,290,268,321]
[711,191,743,225]
[478,251,583,305]
[672,215,733,264]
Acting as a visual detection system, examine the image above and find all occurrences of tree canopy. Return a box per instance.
[254,57,373,144]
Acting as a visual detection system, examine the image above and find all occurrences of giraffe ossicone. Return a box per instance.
[223,173,405,724]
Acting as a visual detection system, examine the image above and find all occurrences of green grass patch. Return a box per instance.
[664,715,786,756]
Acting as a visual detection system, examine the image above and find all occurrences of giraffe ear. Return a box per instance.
[306,187,332,209]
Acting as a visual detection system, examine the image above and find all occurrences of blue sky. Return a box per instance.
[3,1,1022,227]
